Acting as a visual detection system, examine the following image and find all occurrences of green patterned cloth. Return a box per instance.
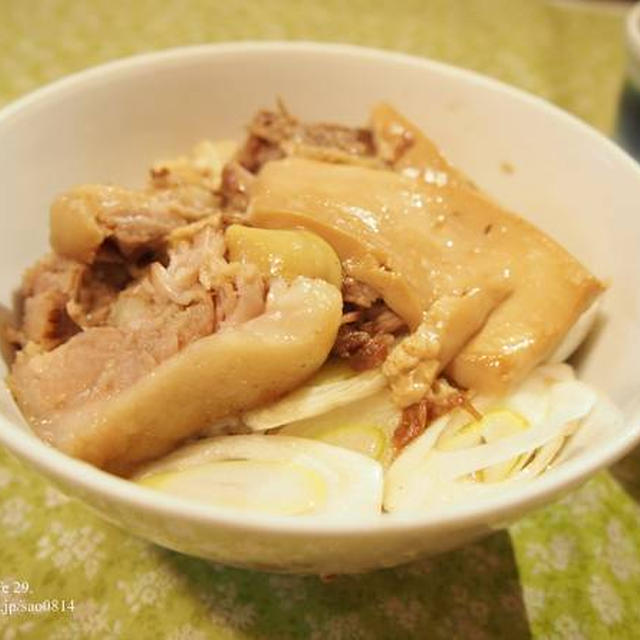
[1,1,638,638]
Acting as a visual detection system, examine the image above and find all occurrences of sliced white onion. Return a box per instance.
[535,362,576,382]
[477,411,530,482]
[501,371,550,427]
[278,390,400,465]
[423,381,596,482]
[383,415,455,513]
[554,393,624,464]
[135,434,383,519]
[140,460,326,516]
[384,366,599,514]
[515,435,565,479]
[243,362,386,431]
[548,297,600,363]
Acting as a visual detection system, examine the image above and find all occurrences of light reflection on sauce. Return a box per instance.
[424,169,448,187]
[344,205,380,232]
[501,336,536,355]
[410,193,425,209]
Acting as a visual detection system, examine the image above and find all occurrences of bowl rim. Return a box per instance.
[1,40,640,536]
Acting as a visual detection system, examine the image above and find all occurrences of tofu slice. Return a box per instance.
[249,157,603,394]
[370,102,470,189]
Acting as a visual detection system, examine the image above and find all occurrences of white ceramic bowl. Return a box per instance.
[1,43,640,574]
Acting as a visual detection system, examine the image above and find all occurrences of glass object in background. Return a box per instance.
[617,2,640,159]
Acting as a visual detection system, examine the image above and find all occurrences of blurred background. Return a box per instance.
[0,0,632,133]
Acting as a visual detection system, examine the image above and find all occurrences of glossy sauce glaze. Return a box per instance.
[250,156,603,394]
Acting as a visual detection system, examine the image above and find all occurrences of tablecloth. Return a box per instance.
[1,1,639,638]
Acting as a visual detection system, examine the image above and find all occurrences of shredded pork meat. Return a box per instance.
[11,217,269,447]
[393,379,472,450]
[333,297,407,372]
[218,161,255,216]
[341,276,380,309]
[16,255,84,350]
[12,253,134,351]
[235,103,375,175]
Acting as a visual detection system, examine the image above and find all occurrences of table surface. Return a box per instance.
[1,1,640,638]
